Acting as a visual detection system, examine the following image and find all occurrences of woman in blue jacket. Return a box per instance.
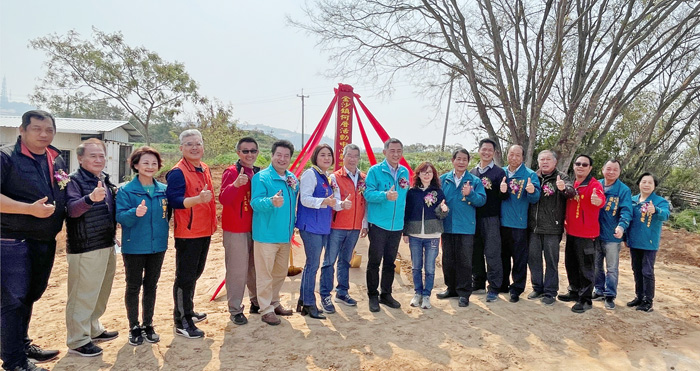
[296,144,341,319]
[116,147,169,346]
[403,162,449,309]
[626,172,670,313]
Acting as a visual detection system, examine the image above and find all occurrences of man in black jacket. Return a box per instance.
[1,110,65,371]
[526,150,576,305]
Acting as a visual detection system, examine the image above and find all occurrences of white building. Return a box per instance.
[0,115,143,183]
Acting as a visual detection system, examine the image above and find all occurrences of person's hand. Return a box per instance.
[272,190,284,207]
[360,228,368,238]
[556,175,566,191]
[614,226,624,239]
[440,199,449,213]
[402,236,409,244]
[29,196,55,218]
[322,194,336,207]
[198,184,213,203]
[462,181,472,197]
[341,194,352,210]
[233,172,249,187]
[500,177,508,193]
[90,181,106,202]
[386,185,398,201]
[135,200,147,217]
[591,190,603,206]
[647,201,656,215]
[525,178,535,194]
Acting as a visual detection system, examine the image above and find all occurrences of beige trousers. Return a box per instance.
[223,231,258,315]
[253,242,290,315]
[65,247,116,349]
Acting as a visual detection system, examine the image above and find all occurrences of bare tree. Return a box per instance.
[292,0,700,170]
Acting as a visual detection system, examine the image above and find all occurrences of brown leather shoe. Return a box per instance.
[261,313,281,326]
[274,306,293,316]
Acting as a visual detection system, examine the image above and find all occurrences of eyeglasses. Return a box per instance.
[574,162,590,168]
[239,149,258,154]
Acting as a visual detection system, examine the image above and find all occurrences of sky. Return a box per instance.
[0,0,476,149]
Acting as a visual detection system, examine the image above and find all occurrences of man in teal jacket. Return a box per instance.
[364,138,410,312]
[251,140,299,326]
[499,145,540,303]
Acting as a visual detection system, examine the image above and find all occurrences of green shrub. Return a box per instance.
[669,208,700,233]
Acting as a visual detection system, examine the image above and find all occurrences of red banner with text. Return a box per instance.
[335,84,355,170]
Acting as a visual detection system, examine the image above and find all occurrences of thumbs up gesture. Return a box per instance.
[341,193,352,210]
[590,190,603,206]
[500,177,508,193]
[136,200,148,217]
[647,201,656,215]
[29,196,55,218]
[198,184,213,203]
[525,177,535,194]
[234,171,249,187]
[386,185,398,201]
[272,190,284,207]
[462,181,472,197]
[440,199,449,213]
[556,175,566,191]
[322,193,336,207]
[90,180,106,202]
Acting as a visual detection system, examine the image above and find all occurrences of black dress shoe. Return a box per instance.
[379,294,401,309]
[627,297,643,307]
[25,344,59,364]
[436,290,458,300]
[458,297,469,307]
[557,291,579,302]
[509,294,520,303]
[249,303,260,314]
[369,296,380,312]
[300,305,326,319]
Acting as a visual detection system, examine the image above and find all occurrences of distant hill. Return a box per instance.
[239,123,334,149]
[0,100,36,116]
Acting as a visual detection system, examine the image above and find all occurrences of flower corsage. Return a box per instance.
[286,175,298,191]
[54,169,70,190]
[398,177,409,189]
[424,191,438,207]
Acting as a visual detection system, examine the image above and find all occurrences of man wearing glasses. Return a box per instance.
[219,137,261,325]
[559,155,606,313]
[166,129,216,338]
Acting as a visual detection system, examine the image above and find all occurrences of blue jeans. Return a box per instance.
[299,230,329,306]
[320,229,360,297]
[1,238,56,370]
[408,237,439,296]
[594,241,621,298]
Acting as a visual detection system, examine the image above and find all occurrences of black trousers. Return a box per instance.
[123,251,166,328]
[630,247,657,302]
[500,227,529,296]
[173,237,210,323]
[441,233,474,298]
[564,235,597,304]
[472,216,503,293]
[366,225,402,297]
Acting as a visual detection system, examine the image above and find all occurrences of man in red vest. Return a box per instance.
[219,137,261,325]
[318,144,368,313]
[166,129,216,339]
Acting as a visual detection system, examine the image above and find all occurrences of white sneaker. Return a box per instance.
[421,296,432,309]
[410,293,422,307]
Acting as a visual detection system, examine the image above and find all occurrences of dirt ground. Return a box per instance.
[26,165,700,370]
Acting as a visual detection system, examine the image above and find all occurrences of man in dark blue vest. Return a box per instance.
[1,110,66,371]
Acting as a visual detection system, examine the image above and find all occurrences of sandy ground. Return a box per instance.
[23,165,700,370]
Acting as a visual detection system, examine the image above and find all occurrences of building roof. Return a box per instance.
[0,115,143,141]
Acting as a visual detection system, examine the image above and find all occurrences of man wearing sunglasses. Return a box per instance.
[560,155,606,313]
[219,137,262,325]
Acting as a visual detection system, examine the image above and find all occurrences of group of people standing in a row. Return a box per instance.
[0,110,669,371]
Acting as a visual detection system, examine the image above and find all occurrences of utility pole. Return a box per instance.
[441,71,455,152]
[297,89,310,149]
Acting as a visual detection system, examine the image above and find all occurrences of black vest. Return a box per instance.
[65,167,117,254]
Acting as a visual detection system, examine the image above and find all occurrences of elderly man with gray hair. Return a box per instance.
[526,150,575,305]
[318,144,368,313]
[166,129,216,339]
